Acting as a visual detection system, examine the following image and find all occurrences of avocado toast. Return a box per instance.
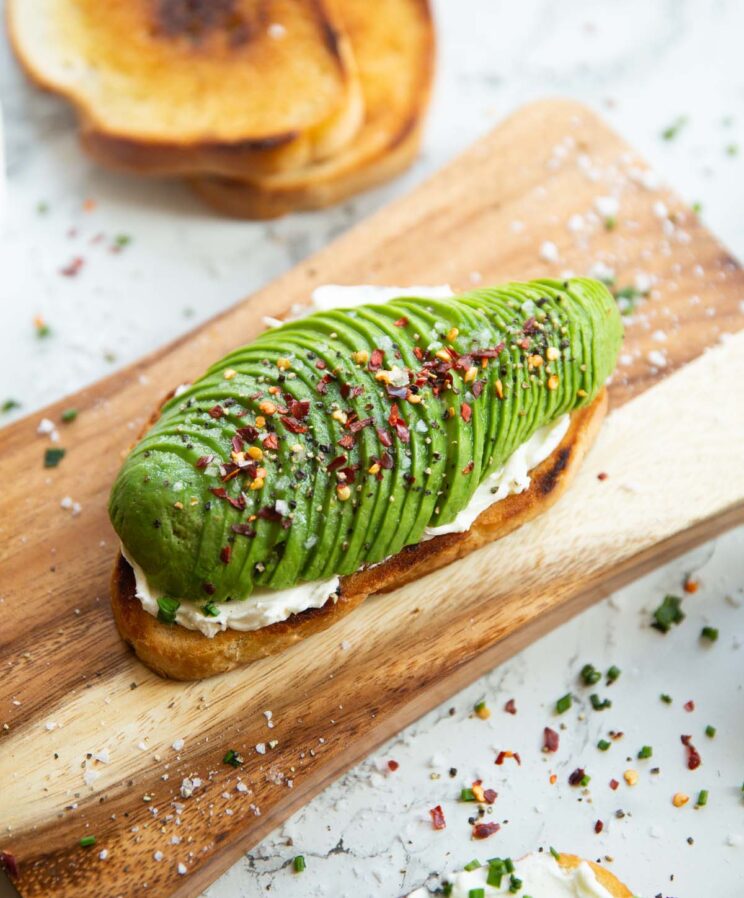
[110,279,623,679]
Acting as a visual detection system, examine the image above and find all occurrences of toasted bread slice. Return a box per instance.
[111,391,606,680]
[7,0,363,178]
[190,0,434,218]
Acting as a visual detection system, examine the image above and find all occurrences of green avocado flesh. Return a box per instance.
[109,279,622,604]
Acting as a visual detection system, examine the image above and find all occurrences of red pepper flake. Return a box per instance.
[462,460,474,475]
[315,359,327,370]
[394,317,409,327]
[597,472,609,481]
[461,402,472,423]
[338,434,355,450]
[472,380,485,399]
[543,727,559,752]
[208,405,225,419]
[495,750,520,766]
[387,760,399,772]
[220,546,231,564]
[203,582,216,595]
[684,700,695,713]
[522,317,539,334]
[609,778,620,791]
[289,399,310,419]
[258,506,283,523]
[379,452,394,470]
[568,767,586,786]
[376,427,393,448]
[227,494,247,510]
[473,821,500,840]
[237,425,258,442]
[350,416,374,433]
[369,349,384,371]
[262,433,279,450]
[327,454,348,472]
[429,805,446,830]
[281,415,308,434]
[594,820,604,834]
[195,455,214,469]
[483,788,498,804]
[317,374,334,394]
[231,435,244,453]
[231,523,257,538]
[0,852,18,879]
[504,698,517,715]
[210,487,228,499]
[60,256,84,277]
[681,734,701,770]
[683,577,699,593]
[413,346,424,360]
[472,343,505,359]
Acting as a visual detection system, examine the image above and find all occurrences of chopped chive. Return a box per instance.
[580,664,601,686]
[661,693,673,704]
[579,774,591,787]
[1,399,20,413]
[460,788,476,802]
[157,596,180,624]
[468,890,485,898]
[692,201,703,214]
[661,115,687,141]
[651,595,685,633]
[474,699,487,713]
[550,847,560,861]
[463,859,481,872]
[115,234,133,248]
[35,321,52,338]
[638,746,653,760]
[705,725,716,739]
[79,836,96,848]
[604,216,617,231]
[700,626,719,643]
[726,143,739,157]
[44,447,66,468]
[504,859,514,873]
[61,408,78,423]
[202,602,220,617]
[697,789,709,807]
[443,885,453,897]
[508,874,523,893]
[223,748,244,767]
[606,665,621,684]
[597,739,611,752]
[292,855,305,873]
[37,201,49,215]
[487,867,503,887]
[556,693,572,714]
[590,694,612,711]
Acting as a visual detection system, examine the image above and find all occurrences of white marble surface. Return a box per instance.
[1,1,743,896]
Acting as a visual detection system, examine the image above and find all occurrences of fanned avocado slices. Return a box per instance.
[109,279,622,604]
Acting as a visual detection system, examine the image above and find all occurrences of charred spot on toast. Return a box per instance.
[155,0,251,46]
[538,445,572,496]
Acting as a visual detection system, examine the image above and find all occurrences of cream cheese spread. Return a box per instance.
[407,852,615,898]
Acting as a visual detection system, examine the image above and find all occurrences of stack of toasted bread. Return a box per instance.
[8,0,435,218]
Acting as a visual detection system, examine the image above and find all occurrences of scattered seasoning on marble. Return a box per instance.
[681,735,701,770]
[651,594,685,633]
[44,447,66,468]
[429,805,446,830]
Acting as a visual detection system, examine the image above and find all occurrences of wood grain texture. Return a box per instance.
[1,98,743,898]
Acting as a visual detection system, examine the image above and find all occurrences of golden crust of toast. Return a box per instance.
[558,853,634,897]
[190,0,435,217]
[7,0,363,177]
[111,391,606,680]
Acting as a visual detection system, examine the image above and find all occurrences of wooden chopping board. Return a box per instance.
[1,99,743,898]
